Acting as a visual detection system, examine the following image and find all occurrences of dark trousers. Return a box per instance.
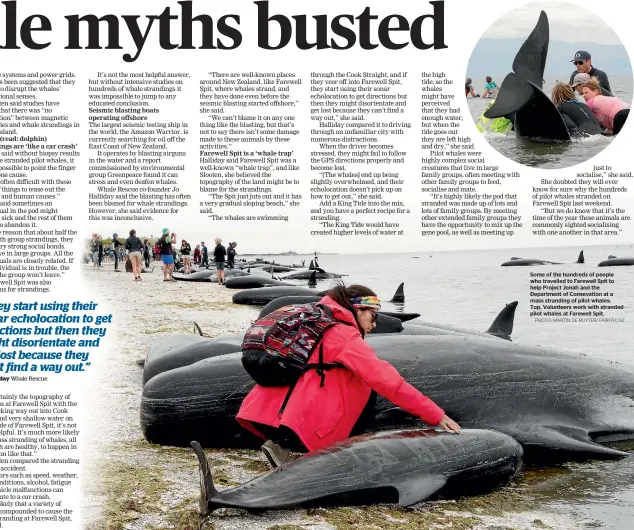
[114,252,118,270]
[253,391,377,452]
[614,108,629,135]
[202,255,208,267]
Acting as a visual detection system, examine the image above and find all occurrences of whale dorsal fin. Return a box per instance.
[576,250,585,264]
[486,301,518,340]
[390,283,405,303]
[308,271,317,287]
[608,255,617,259]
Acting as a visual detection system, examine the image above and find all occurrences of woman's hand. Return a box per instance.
[438,415,461,434]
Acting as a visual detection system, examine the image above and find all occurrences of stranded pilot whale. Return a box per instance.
[140,300,517,384]
[141,334,634,463]
[598,256,634,266]
[501,251,584,266]
[191,429,522,513]
[483,11,571,142]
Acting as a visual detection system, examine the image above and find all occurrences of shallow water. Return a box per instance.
[245,244,634,529]
[467,75,633,169]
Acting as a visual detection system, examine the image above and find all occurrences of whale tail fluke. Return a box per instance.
[308,270,317,287]
[576,251,585,264]
[193,322,204,337]
[390,283,405,303]
[512,10,549,86]
[486,301,518,340]
[484,72,535,118]
[191,441,219,515]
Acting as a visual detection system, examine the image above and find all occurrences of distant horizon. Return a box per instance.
[468,38,632,79]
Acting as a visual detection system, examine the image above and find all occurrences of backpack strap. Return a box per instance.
[277,304,355,417]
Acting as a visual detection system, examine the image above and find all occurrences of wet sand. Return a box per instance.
[80,262,581,530]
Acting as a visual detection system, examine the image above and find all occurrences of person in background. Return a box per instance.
[143,239,151,269]
[90,234,99,268]
[213,237,227,284]
[227,242,237,268]
[125,229,144,282]
[569,50,611,94]
[582,79,630,135]
[194,244,201,265]
[159,228,174,281]
[551,83,602,137]
[482,76,498,98]
[236,284,461,468]
[181,239,192,274]
[571,72,612,98]
[201,242,209,267]
[112,233,121,272]
[97,236,103,267]
[465,77,479,98]
[154,242,161,261]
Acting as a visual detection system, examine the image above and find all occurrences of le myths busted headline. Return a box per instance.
[0,0,448,62]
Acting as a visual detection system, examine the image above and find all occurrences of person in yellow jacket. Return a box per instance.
[476,98,513,134]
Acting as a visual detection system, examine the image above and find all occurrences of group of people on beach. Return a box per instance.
[468,49,630,137]
[90,230,239,284]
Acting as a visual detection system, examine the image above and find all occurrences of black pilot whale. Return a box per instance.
[483,11,570,141]
[190,429,523,513]
[141,334,634,463]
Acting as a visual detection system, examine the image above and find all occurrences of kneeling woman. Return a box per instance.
[551,83,602,137]
[582,79,630,135]
[236,284,460,467]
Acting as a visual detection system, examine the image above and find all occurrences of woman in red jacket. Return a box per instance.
[236,284,461,467]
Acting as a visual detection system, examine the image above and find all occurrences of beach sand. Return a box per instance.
[79,261,578,530]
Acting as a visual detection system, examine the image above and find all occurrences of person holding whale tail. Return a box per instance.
[237,283,460,468]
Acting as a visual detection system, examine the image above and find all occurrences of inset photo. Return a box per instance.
[467,1,632,169]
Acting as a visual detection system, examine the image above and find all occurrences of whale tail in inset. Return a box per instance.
[483,11,570,142]
[576,250,585,264]
[486,301,518,340]
[390,283,405,303]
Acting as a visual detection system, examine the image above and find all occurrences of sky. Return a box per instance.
[481,1,624,45]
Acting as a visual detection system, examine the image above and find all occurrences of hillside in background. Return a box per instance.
[467,39,631,79]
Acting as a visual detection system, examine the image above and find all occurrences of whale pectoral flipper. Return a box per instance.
[509,426,630,459]
[190,441,219,515]
[395,474,447,506]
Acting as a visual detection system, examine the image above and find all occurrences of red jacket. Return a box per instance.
[236,296,445,451]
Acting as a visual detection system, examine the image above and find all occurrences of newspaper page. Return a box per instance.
[0,0,632,528]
